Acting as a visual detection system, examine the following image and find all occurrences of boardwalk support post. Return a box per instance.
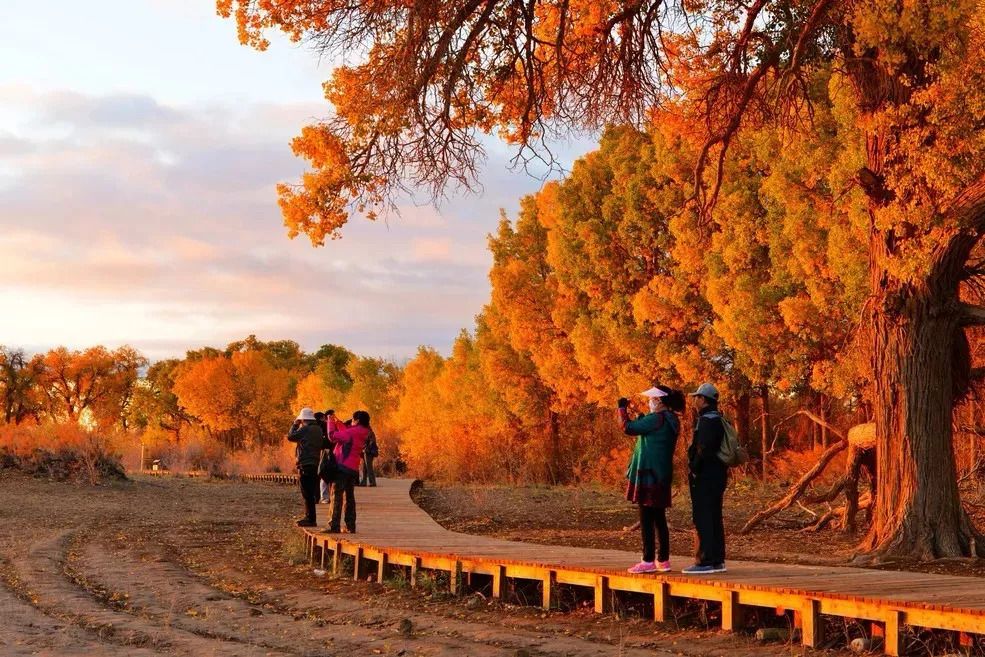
[542,570,556,610]
[331,541,342,576]
[410,556,421,588]
[722,590,743,632]
[320,539,327,570]
[450,561,463,595]
[594,576,611,614]
[353,546,364,581]
[492,565,505,599]
[377,553,389,584]
[884,610,903,656]
[653,581,671,623]
[801,599,822,648]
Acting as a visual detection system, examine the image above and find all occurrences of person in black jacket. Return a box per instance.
[288,407,328,527]
[360,429,378,487]
[683,383,728,574]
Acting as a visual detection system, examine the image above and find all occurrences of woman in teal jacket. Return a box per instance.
[617,385,684,573]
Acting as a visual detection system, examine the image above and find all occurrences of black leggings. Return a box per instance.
[298,465,319,523]
[639,504,670,563]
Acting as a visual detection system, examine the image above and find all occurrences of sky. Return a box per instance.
[0,0,593,362]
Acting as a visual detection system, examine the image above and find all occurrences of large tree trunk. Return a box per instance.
[862,236,983,558]
[844,44,985,557]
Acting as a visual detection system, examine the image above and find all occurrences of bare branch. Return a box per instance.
[959,302,985,327]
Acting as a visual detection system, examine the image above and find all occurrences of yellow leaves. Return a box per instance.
[293,372,344,415]
[173,357,239,434]
[277,123,388,245]
[37,345,147,429]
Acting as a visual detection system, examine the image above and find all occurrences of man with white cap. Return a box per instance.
[683,383,728,574]
[288,407,328,527]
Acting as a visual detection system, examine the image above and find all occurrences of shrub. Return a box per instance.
[0,424,127,484]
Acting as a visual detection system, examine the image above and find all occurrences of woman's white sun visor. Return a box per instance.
[640,387,668,398]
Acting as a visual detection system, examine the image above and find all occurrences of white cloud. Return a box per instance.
[0,88,587,360]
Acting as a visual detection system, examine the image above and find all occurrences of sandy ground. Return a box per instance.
[0,472,854,657]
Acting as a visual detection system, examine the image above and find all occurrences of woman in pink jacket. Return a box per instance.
[326,410,371,533]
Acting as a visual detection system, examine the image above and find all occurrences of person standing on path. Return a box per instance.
[360,429,378,487]
[318,410,338,503]
[683,383,728,574]
[327,410,371,533]
[617,385,683,574]
[287,407,328,528]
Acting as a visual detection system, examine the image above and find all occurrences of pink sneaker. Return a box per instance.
[656,560,672,572]
[627,561,658,574]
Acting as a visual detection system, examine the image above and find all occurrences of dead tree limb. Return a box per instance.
[740,438,847,534]
[802,494,872,533]
[741,422,876,535]
[767,409,846,455]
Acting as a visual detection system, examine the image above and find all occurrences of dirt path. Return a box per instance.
[0,474,841,656]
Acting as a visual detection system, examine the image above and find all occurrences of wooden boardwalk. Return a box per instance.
[301,479,985,654]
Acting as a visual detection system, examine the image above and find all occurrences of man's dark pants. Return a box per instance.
[689,469,727,566]
[330,468,359,531]
[298,464,320,523]
[360,455,377,486]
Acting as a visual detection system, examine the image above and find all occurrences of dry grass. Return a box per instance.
[141,431,296,476]
[0,423,127,484]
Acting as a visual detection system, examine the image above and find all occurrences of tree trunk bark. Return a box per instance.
[548,410,561,485]
[971,403,978,476]
[735,392,751,453]
[820,394,829,449]
[760,385,770,478]
[862,255,983,558]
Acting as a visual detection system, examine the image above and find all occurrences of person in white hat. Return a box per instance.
[288,407,328,527]
[683,383,728,574]
[617,384,685,574]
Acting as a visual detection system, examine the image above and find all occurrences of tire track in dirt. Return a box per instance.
[5,530,292,656]
[0,561,160,657]
[73,532,682,657]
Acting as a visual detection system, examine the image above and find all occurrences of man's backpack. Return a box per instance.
[716,415,749,467]
[365,431,379,458]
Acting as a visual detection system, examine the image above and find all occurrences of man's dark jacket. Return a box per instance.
[288,422,327,469]
[687,407,727,477]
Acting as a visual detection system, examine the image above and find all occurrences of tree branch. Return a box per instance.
[959,302,985,327]
[740,438,848,534]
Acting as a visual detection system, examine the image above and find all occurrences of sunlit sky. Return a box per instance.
[0,0,593,362]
